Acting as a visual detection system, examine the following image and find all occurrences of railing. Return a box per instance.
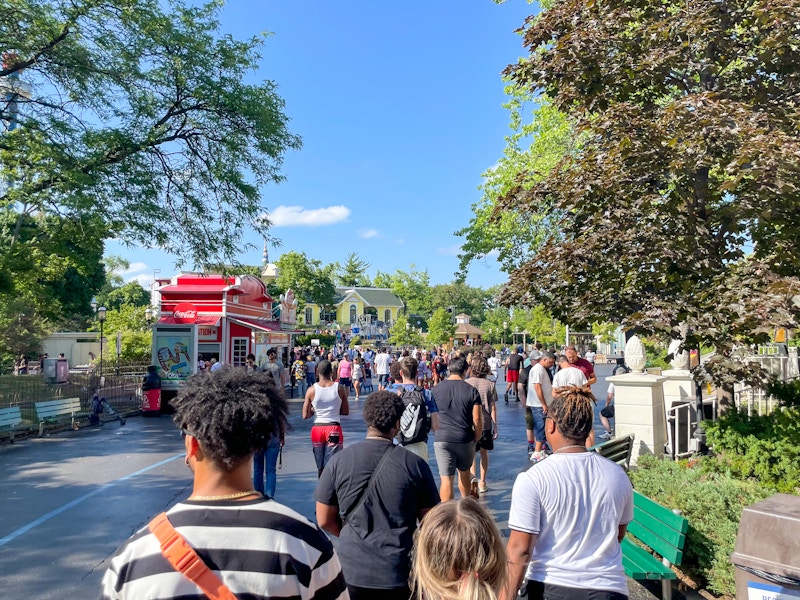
[734,384,780,416]
[0,371,147,433]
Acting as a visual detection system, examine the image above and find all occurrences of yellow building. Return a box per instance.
[301,287,404,335]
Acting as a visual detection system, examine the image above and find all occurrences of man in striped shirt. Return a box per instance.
[100,367,348,600]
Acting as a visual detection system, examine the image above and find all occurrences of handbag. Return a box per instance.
[148,512,238,600]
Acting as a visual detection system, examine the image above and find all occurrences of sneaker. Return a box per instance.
[599,430,614,440]
[527,445,536,459]
[530,451,547,463]
[478,481,488,493]
[470,478,480,498]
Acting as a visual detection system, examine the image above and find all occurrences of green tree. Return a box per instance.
[457,100,571,277]
[430,281,490,325]
[389,314,421,348]
[336,253,371,287]
[274,251,336,310]
[426,308,455,346]
[0,211,106,335]
[100,282,150,311]
[492,0,800,385]
[385,265,432,317]
[1,0,301,271]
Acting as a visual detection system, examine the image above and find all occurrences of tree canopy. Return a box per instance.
[484,0,800,381]
[336,253,371,287]
[1,0,301,271]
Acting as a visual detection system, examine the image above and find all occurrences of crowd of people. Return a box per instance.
[101,343,630,600]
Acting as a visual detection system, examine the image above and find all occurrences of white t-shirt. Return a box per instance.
[553,366,588,389]
[527,363,552,408]
[374,352,391,375]
[508,452,634,594]
[487,356,502,381]
[585,350,596,363]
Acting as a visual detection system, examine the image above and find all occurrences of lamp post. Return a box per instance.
[98,306,107,378]
[502,321,507,347]
[145,307,153,324]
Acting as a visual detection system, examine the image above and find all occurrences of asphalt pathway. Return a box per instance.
[0,363,659,599]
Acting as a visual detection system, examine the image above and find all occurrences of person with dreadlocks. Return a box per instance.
[502,385,634,600]
[100,367,348,600]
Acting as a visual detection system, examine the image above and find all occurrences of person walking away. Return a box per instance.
[303,359,349,477]
[503,385,633,600]
[466,355,498,494]
[412,498,507,600]
[305,354,318,390]
[505,347,524,400]
[517,354,538,458]
[338,354,353,395]
[487,351,502,383]
[352,356,364,400]
[100,368,347,600]
[395,356,439,461]
[315,390,440,600]
[527,352,555,462]
[253,369,286,499]
[431,355,482,500]
[374,347,392,390]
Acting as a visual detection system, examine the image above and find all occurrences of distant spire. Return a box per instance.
[262,240,268,266]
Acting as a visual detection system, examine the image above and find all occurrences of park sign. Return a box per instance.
[172,303,198,323]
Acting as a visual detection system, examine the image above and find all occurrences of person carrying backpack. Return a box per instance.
[291,356,308,397]
[396,356,439,461]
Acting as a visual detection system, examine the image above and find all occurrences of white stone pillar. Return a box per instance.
[607,372,668,465]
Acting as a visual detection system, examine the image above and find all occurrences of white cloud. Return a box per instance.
[358,228,380,239]
[120,262,148,277]
[437,244,462,257]
[129,273,154,288]
[268,205,351,227]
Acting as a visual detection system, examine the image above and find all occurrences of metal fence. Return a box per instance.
[0,370,147,432]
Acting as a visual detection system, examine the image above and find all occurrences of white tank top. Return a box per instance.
[313,382,342,423]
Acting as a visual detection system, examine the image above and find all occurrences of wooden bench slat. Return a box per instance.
[633,491,688,534]
[622,539,677,579]
[627,520,685,564]
[0,407,23,427]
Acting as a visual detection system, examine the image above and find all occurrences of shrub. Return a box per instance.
[703,406,800,494]
[630,455,774,597]
[294,334,336,348]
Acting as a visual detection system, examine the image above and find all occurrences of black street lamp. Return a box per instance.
[503,321,508,347]
[91,299,107,379]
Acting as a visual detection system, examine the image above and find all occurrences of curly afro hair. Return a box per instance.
[362,390,405,433]
[172,366,289,471]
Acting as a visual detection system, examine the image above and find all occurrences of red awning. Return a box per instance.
[228,317,283,332]
[158,315,221,326]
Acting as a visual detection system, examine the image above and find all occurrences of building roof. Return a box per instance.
[454,322,486,338]
[333,287,404,308]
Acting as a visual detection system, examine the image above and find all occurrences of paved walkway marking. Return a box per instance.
[0,453,183,548]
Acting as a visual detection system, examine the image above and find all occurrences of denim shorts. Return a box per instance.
[530,407,546,442]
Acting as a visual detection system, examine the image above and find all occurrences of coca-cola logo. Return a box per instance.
[173,302,198,323]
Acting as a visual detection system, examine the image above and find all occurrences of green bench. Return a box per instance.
[0,407,23,443]
[590,433,635,470]
[622,490,688,600]
[34,398,85,435]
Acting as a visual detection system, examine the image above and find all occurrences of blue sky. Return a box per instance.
[107,0,540,290]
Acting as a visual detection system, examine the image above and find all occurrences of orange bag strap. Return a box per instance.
[148,512,239,600]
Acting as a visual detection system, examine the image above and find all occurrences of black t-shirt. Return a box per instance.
[518,364,532,388]
[431,378,481,443]
[314,440,440,589]
[507,354,523,371]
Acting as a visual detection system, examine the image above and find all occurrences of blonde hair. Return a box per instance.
[412,498,507,600]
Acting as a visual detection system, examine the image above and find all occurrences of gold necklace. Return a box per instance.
[189,490,262,501]
[366,435,392,442]
[553,445,589,454]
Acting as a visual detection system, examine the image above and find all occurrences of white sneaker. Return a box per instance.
[599,430,614,440]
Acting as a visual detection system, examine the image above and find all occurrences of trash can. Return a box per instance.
[141,365,162,416]
[730,493,800,600]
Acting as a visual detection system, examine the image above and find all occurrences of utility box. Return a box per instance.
[730,494,800,600]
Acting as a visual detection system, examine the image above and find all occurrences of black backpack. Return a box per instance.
[397,386,430,445]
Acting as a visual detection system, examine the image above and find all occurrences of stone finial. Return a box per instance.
[667,338,690,370]
[625,335,647,372]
